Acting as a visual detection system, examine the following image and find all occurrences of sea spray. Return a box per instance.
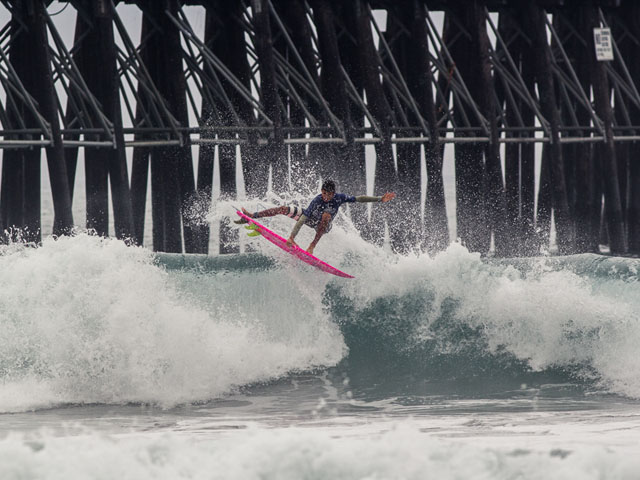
[0,234,345,412]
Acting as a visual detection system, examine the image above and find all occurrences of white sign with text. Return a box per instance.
[594,28,614,61]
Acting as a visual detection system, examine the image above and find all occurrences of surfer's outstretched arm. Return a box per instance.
[354,192,396,203]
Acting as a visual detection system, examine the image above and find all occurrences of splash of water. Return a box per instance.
[0,234,345,412]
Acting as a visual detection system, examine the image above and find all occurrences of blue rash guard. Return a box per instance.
[302,193,356,229]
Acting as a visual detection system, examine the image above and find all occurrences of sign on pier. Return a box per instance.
[594,28,614,61]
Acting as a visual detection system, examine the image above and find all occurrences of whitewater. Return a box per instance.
[2,211,640,479]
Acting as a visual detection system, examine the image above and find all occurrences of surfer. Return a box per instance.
[237,180,396,255]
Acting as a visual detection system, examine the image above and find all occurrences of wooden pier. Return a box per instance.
[0,0,639,256]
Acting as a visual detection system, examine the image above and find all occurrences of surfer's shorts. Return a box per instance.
[286,205,303,219]
[286,205,333,233]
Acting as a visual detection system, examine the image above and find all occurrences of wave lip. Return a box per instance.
[491,253,640,282]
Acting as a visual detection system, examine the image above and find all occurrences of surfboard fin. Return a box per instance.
[245,224,261,236]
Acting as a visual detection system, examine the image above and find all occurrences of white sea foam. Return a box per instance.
[0,234,345,412]
[332,240,640,399]
[0,424,638,480]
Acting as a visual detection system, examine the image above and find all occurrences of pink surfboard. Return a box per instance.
[236,210,354,279]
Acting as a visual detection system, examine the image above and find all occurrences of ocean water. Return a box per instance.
[2,217,640,479]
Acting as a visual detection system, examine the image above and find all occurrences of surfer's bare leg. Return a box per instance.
[306,212,331,255]
[287,214,306,247]
[255,206,289,218]
[241,206,288,219]
[236,206,291,224]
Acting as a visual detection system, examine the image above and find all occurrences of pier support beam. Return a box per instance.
[497,10,538,256]
[445,3,495,254]
[69,0,134,239]
[521,3,574,254]
[273,0,322,191]
[311,0,365,198]
[251,0,287,193]
[200,1,245,254]
[467,2,507,256]
[611,5,640,253]
[2,0,74,240]
[387,1,448,252]
[555,10,599,253]
[584,7,626,254]
[411,0,449,253]
[344,0,399,248]
[135,0,199,253]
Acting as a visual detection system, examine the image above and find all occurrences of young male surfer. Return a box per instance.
[237,180,396,255]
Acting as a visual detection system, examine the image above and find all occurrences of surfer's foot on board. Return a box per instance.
[234,207,254,224]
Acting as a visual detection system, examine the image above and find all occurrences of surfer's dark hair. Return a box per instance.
[321,180,336,192]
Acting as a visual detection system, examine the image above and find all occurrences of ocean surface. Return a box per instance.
[2,212,640,479]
